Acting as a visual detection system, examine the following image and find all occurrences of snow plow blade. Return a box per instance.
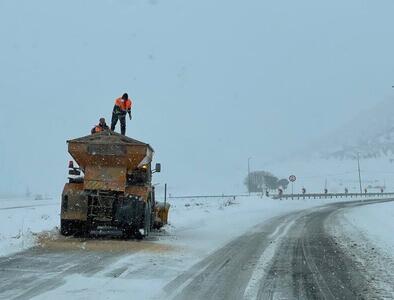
[154,202,170,229]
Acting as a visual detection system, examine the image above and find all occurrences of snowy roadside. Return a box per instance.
[0,197,59,257]
[342,201,394,257]
[329,200,394,298]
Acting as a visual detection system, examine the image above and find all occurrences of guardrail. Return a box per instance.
[168,194,250,200]
[167,192,394,201]
[272,192,394,200]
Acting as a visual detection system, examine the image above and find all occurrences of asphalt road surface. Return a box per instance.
[0,247,122,300]
[0,237,172,300]
[165,199,394,300]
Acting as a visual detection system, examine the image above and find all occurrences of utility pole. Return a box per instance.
[357,152,363,194]
[248,157,252,195]
[164,183,167,206]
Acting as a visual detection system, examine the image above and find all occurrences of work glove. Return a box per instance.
[128,111,132,120]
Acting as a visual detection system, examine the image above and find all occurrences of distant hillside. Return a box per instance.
[318,98,394,160]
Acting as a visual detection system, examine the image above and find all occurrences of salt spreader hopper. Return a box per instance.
[60,131,169,239]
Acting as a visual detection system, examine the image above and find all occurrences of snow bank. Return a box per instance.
[331,200,394,298]
[0,197,59,257]
[342,201,394,254]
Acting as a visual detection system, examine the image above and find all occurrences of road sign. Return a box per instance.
[289,175,296,182]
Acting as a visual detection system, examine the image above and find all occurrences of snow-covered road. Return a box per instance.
[0,196,393,299]
[165,199,394,300]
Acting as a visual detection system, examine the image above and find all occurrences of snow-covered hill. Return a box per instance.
[318,98,394,160]
[262,100,394,194]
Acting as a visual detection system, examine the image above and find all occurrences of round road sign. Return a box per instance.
[289,175,296,182]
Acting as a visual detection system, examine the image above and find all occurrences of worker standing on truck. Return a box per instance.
[111,93,133,135]
[91,117,109,134]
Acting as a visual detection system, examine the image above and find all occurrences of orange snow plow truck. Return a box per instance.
[60,131,169,239]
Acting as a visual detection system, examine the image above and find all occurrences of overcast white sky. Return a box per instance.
[1,0,394,195]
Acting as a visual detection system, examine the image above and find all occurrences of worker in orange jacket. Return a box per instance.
[110,93,133,135]
[91,117,109,134]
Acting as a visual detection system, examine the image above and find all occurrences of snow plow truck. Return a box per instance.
[60,131,169,239]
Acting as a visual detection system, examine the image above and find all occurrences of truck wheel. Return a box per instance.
[135,230,143,240]
[60,220,74,236]
[150,211,155,231]
[122,225,136,240]
[143,202,151,237]
[74,221,89,237]
[61,220,88,237]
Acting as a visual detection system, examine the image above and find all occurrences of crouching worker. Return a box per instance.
[91,117,109,134]
[111,93,133,135]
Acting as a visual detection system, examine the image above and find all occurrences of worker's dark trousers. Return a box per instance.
[111,113,126,135]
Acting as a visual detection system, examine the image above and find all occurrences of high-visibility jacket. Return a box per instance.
[113,97,132,115]
[91,124,109,134]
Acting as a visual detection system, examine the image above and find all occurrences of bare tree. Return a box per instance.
[277,178,290,190]
[244,171,279,193]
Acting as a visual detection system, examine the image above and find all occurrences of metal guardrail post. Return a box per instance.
[271,192,394,200]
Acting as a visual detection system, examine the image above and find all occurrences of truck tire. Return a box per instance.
[143,202,151,237]
[60,220,75,236]
[74,221,89,237]
[135,230,143,240]
[150,211,155,231]
[133,203,151,240]
[122,225,138,240]
[61,220,88,237]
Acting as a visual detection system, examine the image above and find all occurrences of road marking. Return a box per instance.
[243,219,295,300]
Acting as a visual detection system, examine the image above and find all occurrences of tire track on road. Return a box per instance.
[259,199,394,299]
